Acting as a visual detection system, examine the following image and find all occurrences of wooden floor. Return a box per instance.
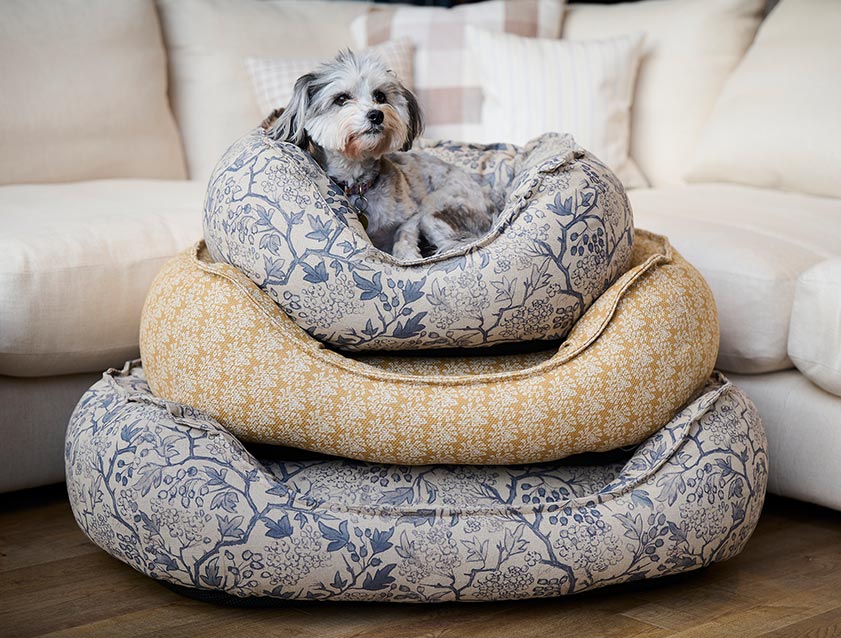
[1,487,840,638]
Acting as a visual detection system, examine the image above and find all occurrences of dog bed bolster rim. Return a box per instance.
[182,229,672,387]
[95,360,736,517]
[66,361,767,601]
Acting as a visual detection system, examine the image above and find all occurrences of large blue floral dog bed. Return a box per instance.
[203,130,634,351]
[66,362,766,602]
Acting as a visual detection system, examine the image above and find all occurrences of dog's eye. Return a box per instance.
[334,93,351,106]
[373,90,387,104]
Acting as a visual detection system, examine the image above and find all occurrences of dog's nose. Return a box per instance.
[367,109,384,125]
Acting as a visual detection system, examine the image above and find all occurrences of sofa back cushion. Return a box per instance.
[0,0,186,185]
[157,0,370,182]
[686,0,841,199]
[561,0,765,187]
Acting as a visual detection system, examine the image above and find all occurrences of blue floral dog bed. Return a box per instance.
[66,362,766,602]
[203,130,634,351]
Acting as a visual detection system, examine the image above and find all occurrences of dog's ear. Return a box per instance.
[268,73,316,148]
[400,87,424,152]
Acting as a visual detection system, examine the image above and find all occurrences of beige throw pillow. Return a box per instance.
[466,27,646,188]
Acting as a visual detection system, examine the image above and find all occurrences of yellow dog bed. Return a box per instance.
[140,230,718,465]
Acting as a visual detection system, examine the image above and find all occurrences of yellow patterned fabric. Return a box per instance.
[140,230,719,465]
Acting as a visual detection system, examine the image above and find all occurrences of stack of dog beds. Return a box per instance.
[65,130,768,602]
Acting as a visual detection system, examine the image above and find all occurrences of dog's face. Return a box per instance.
[269,50,423,160]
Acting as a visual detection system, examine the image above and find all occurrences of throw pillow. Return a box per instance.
[156,0,370,181]
[245,38,414,116]
[351,0,566,143]
[466,27,646,188]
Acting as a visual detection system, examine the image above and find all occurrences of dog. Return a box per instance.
[263,49,496,260]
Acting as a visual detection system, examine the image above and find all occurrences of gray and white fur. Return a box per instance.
[265,49,495,259]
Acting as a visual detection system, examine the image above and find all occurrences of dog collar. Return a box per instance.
[331,176,377,229]
[332,176,376,199]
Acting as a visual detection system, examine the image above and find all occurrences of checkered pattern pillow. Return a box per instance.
[351,0,566,143]
[245,38,415,116]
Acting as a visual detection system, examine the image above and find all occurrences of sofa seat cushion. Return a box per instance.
[628,184,841,374]
[788,259,841,397]
[0,180,204,377]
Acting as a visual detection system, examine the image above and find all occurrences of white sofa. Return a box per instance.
[2,0,839,509]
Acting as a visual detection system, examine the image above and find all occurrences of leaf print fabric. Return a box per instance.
[65,363,767,601]
[203,130,634,351]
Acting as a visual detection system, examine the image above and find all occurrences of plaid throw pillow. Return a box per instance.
[245,38,415,116]
[351,0,566,143]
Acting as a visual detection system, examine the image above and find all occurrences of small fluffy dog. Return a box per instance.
[264,50,495,259]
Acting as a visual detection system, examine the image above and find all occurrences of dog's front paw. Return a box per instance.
[391,218,424,260]
[391,241,423,261]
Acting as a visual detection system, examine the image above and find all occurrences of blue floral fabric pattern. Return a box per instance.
[66,362,767,602]
[203,130,634,351]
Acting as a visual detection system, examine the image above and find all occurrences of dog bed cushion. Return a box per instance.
[66,362,767,602]
[140,230,719,465]
[203,129,634,351]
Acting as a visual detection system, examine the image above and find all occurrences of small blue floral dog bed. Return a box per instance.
[203,130,634,351]
[66,362,766,602]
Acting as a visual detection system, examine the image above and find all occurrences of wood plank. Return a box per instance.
[759,605,841,638]
[34,596,670,638]
[0,552,172,638]
[649,584,841,638]
[34,601,323,638]
[0,487,98,573]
